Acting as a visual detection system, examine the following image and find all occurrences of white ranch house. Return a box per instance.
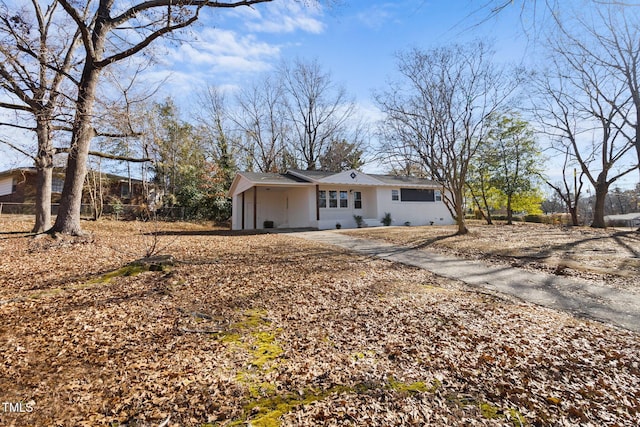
[229,169,454,230]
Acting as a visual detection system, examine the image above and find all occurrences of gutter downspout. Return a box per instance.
[316,185,320,222]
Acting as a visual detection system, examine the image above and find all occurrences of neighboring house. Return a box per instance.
[0,167,147,206]
[229,169,454,230]
[605,213,640,228]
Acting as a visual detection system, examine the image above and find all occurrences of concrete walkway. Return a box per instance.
[293,230,640,333]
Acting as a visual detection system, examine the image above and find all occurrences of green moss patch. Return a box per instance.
[479,402,527,426]
[216,309,284,371]
[88,264,149,285]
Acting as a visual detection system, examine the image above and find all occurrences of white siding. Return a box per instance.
[231,193,242,230]
[317,186,353,229]
[285,187,314,228]
[316,186,381,229]
[0,177,12,196]
[232,186,317,230]
[230,179,454,231]
[375,187,453,226]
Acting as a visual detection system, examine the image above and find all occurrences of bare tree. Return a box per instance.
[233,76,287,173]
[0,1,83,232]
[376,41,522,235]
[319,139,364,172]
[532,6,639,228]
[280,57,357,170]
[482,0,639,21]
[195,85,238,186]
[37,0,273,235]
[568,7,640,181]
[541,146,585,226]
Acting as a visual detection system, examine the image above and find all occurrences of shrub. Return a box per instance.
[381,212,392,226]
[353,215,364,228]
[111,200,124,220]
[524,214,544,223]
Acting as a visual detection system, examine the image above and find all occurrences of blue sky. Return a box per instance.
[143,0,638,190]
[141,0,537,173]
[3,0,636,190]
[151,0,532,114]
[0,1,532,171]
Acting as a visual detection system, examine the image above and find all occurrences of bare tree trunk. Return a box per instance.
[569,206,579,226]
[468,187,493,225]
[51,66,101,235]
[33,166,52,233]
[506,194,514,225]
[481,191,494,225]
[453,188,469,235]
[591,177,609,229]
[32,119,54,233]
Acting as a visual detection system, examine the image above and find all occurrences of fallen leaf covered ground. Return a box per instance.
[345,221,640,291]
[0,216,639,426]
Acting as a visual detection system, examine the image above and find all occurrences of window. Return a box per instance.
[354,191,362,209]
[51,178,64,193]
[339,191,348,208]
[400,188,435,202]
[121,183,131,199]
[0,177,12,196]
[11,178,17,193]
[435,190,442,202]
[391,189,399,201]
[329,191,337,208]
[320,189,350,208]
[318,190,327,208]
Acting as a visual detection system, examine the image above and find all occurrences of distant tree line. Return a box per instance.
[121,58,368,222]
[0,0,638,234]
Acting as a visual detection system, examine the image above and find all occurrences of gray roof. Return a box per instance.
[605,213,640,221]
[287,169,335,180]
[370,174,440,187]
[239,171,309,184]
[238,170,440,187]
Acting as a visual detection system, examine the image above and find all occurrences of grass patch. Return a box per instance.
[480,402,527,426]
[88,264,149,285]
[387,376,442,394]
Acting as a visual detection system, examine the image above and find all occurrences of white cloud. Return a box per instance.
[160,28,281,77]
[243,0,325,34]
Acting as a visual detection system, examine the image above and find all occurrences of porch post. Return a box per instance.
[315,185,320,221]
[253,187,257,229]
[241,191,245,230]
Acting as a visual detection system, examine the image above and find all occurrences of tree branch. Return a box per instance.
[98,0,273,67]
[56,0,94,59]
[0,138,36,160]
[0,121,37,131]
[0,101,32,112]
[109,0,273,28]
[94,131,143,138]
[54,146,151,162]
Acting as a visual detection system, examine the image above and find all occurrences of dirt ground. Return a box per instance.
[345,221,640,292]
[0,216,639,426]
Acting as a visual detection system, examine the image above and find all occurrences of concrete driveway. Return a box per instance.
[293,230,640,333]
